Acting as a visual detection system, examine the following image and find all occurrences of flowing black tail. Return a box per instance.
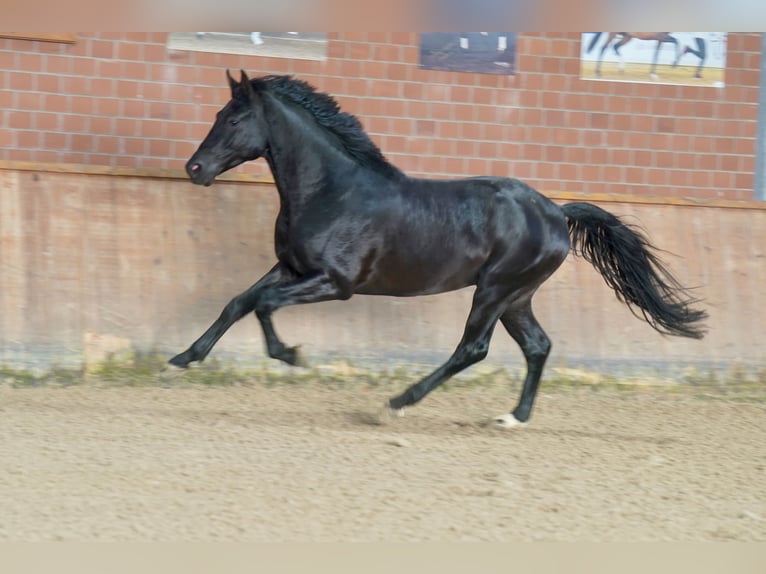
[562,202,707,339]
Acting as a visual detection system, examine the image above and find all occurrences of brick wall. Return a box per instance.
[0,32,762,200]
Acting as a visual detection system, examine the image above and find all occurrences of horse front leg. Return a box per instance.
[168,263,292,368]
[254,270,352,366]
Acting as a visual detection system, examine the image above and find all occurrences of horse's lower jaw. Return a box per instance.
[189,174,216,187]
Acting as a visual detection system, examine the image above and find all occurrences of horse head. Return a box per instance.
[186,69,269,186]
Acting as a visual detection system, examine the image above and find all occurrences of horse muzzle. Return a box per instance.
[185,159,216,186]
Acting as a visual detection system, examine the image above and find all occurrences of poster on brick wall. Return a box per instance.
[580,32,727,87]
[419,33,517,75]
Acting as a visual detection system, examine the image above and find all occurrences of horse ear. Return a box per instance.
[226,69,238,95]
[239,69,255,100]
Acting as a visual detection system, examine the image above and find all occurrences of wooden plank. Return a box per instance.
[0,160,274,185]
[1,159,765,211]
[1,33,77,43]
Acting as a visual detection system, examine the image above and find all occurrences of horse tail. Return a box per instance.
[561,202,708,339]
[586,32,603,53]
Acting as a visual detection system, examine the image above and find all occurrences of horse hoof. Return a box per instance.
[493,413,527,429]
[650,73,659,80]
[168,353,191,369]
[376,403,405,424]
[289,346,309,368]
[160,362,188,384]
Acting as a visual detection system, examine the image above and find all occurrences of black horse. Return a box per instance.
[170,70,706,427]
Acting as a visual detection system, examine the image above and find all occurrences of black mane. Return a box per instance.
[252,75,405,180]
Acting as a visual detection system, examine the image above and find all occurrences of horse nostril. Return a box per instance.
[190,163,201,172]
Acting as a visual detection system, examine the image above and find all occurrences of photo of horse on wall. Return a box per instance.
[580,32,727,87]
[419,33,517,75]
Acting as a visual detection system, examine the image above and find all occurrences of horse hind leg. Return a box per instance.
[387,283,508,413]
[494,299,551,428]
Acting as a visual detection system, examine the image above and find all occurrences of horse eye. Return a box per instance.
[229,118,239,126]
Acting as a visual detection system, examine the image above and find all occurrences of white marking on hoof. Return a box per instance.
[159,362,187,383]
[493,413,527,429]
[374,404,405,425]
[650,73,659,80]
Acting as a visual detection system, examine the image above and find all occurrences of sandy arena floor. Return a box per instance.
[0,380,764,541]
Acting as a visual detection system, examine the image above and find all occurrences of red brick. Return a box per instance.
[370,80,399,99]
[612,149,632,165]
[91,40,115,59]
[43,131,66,148]
[141,120,166,139]
[522,145,544,161]
[461,123,482,140]
[404,101,431,118]
[522,72,545,91]
[564,146,587,165]
[9,72,34,91]
[339,60,361,77]
[7,111,32,129]
[149,139,171,157]
[0,49,17,68]
[118,42,142,61]
[559,164,578,180]
[71,134,94,152]
[537,162,556,179]
[584,130,603,147]
[735,172,753,189]
[96,98,121,116]
[36,112,59,131]
[122,99,147,118]
[124,138,146,156]
[488,160,508,177]
[541,91,560,109]
[432,138,454,156]
[65,76,90,96]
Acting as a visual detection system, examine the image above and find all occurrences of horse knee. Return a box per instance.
[458,339,490,367]
[526,337,551,364]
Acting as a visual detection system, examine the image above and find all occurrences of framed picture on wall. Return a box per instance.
[419,33,517,75]
[167,32,327,61]
[580,32,727,87]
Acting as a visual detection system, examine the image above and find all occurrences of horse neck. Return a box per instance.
[261,95,355,209]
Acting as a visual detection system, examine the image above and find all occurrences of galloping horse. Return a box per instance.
[588,32,683,79]
[170,71,707,427]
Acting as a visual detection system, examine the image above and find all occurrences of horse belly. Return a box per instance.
[354,244,486,296]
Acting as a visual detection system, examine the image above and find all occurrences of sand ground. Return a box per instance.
[1,379,764,541]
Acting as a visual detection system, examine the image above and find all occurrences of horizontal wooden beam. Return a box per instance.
[2,159,764,211]
[1,33,77,43]
[0,160,273,184]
